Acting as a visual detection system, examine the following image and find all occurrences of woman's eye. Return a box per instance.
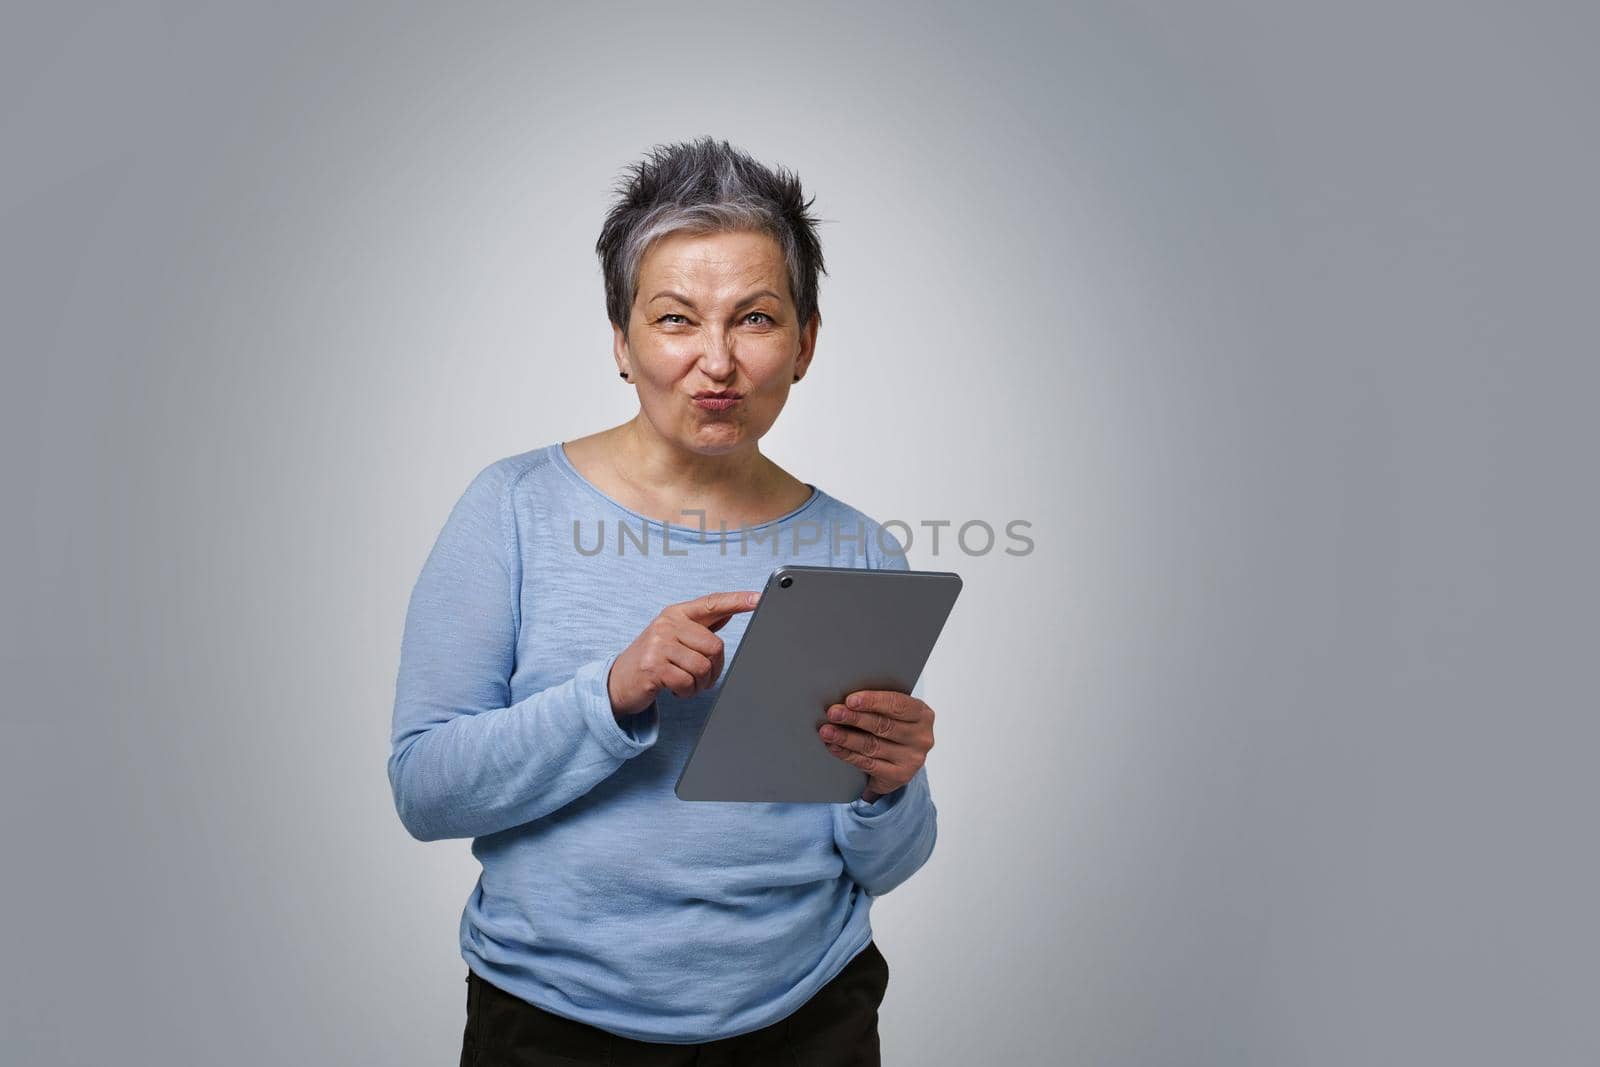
[744,312,775,326]
[657,314,689,325]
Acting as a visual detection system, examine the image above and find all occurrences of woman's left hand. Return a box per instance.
[818,690,935,804]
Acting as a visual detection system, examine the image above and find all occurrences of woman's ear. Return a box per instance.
[794,311,820,381]
[612,321,631,379]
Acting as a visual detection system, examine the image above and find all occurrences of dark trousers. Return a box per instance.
[460,940,890,1066]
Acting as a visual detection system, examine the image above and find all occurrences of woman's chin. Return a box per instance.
[683,424,754,453]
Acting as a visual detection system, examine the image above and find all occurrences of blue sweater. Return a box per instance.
[388,443,937,1044]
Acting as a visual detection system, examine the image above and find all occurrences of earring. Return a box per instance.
[619,371,629,380]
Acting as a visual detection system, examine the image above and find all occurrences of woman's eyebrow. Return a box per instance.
[646,290,698,309]
[734,290,782,308]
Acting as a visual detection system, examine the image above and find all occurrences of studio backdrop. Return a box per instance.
[3,3,1595,1065]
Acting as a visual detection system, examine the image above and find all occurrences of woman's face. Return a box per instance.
[613,228,818,457]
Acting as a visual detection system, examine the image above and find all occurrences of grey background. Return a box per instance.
[4,2,1595,1064]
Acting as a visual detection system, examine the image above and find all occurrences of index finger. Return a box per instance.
[676,590,762,626]
[843,690,923,719]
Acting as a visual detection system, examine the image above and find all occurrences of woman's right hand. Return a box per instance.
[607,591,762,716]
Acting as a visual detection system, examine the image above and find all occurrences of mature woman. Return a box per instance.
[389,138,939,1067]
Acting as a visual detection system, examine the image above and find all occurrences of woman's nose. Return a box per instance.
[697,328,735,374]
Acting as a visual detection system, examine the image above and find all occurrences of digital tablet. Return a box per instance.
[674,563,963,803]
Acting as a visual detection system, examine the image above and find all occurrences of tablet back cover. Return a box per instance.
[675,564,962,803]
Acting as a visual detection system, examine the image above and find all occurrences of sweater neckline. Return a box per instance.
[550,442,824,539]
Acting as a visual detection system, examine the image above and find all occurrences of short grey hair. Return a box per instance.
[596,137,826,334]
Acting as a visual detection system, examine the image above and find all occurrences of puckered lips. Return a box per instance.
[692,389,743,412]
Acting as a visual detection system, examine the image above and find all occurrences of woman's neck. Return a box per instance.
[567,417,809,529]
[612,416,772,497]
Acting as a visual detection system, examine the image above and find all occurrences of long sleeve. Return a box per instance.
[830,532,940,896]
[388,462,660,842]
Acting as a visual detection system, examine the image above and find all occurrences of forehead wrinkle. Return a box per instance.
[639,234,793,308]
[649,263,789,303]
[650,232,782,268]
[659,249,782,278]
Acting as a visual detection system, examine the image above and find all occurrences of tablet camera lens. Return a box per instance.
[779,575,793,588]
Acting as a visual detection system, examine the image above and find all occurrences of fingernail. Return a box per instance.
[847,694,864,709]
[821,726,838,739]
